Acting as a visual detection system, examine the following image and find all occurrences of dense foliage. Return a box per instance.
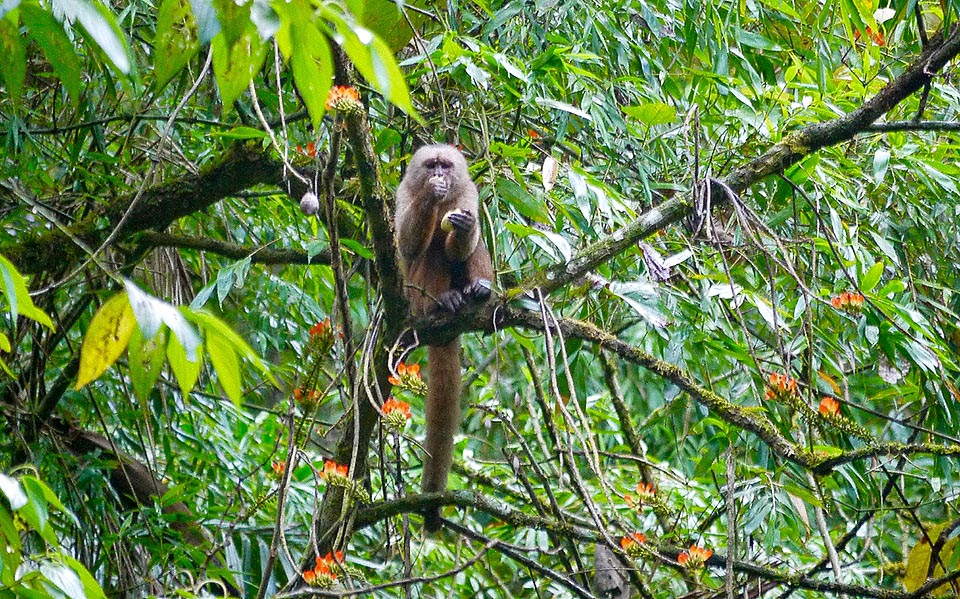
[3,0,960,597]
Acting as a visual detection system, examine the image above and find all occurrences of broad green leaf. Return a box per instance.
[187,310,275,385]
[128,326,169,401]
[0,254,55,330]
[50,0,132,73]
[39,560,85,599]
[622,101,677,126]
[211,20,267,110]
[322,8,415,117]
[536,96,592,120]
[167,331,202,399]
[860,261,884,292]
[496,177,550,223]
[205,326,242,406]
[213,126,269,140]
[154,0,200,90]
[0,14,26,112]
[62,556,107,599]
[20,3,83,106]
[76,292,136,389]
[0,474,27,510]
[289,18,333,127]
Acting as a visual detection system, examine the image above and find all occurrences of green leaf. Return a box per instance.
[0,252,55,332]
[536,96,592,120]
[166,331,202,399]
[153,0,200,90]
[128,326,168,402]
[860,261,884,292]
[211,20,267,110]
[39,560,85,599]
[51,0,132,73]
[61,556,107,599]
[187,310,275,386]
[0,13,26,112]
[20,3,83,107]
[0,474,27,510]
[288,17,332,127]
[321,7,415,117]
[205,326,242,406]
[622,101,677,126]
[213,126,269,140]
[496,177,550,223]
[76,292,136,389]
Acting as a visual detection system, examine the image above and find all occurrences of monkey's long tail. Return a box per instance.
[421,337,462,532]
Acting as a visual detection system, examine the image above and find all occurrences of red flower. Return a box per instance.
[620,532,646,557]
[831,292,865,315]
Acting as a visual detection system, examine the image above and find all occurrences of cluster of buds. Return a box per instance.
[269,461,286,481]
[678,545,713,569]
[319,459,370,503]
[302,551,343,587]
[294,387,323,411]
[624,482,656,509]
[382,397,412,430]
[620,532,646,557]
[765,372,799,402]
[818,396,840,417]
[325,86,362,115]
[817,396,873,442]
[389,362,428,396]
[308,318,337,356]
[320,460,350,488]
[831,291,865,316]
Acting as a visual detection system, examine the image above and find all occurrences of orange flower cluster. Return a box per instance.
[320,460,350,488]
[678,545,713,568]
[624,482,656,509]
[819,396,840,416]
[382,397,412,429]
[296,142,318,157]
[270,461,285,480]
[831,292,865,315]
[302,551,343,587]
[294,387,322,410]
[765,372,799,402]
[854,27,885,46]
[325,86,361,113]
[620,532,646,557]
[389,362,428,396]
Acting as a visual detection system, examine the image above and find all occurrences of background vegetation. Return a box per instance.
[3,0,960,597]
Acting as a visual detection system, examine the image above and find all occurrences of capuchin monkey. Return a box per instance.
[394,144,493,531]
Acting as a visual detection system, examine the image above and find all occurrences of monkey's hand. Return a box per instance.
[428,175,449,200]
[440,209,475,233]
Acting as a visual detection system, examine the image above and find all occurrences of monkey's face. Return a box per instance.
[424,156,453,200]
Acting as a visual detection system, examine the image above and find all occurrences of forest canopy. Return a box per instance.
[3,0,960,598]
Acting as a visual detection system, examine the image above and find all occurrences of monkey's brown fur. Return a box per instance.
[394,144,493,531]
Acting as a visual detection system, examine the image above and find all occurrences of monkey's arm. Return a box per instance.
[442,209,481,263]
[395,188,439,261]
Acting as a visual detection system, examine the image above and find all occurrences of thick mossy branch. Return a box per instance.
[6,143,288,275]
[138,231,329,265]
[517,26,960,297]
[411,302,960,474]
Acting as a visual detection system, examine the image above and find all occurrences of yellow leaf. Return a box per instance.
[75,292,136,389]
[904,522,959,595]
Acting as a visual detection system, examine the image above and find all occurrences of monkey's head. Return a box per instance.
[408,144,469,203]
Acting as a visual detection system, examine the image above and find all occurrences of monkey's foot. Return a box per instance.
[464,278,492,302]
[437,289,467,312]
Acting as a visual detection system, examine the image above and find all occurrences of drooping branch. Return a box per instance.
[514,25,960,297]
